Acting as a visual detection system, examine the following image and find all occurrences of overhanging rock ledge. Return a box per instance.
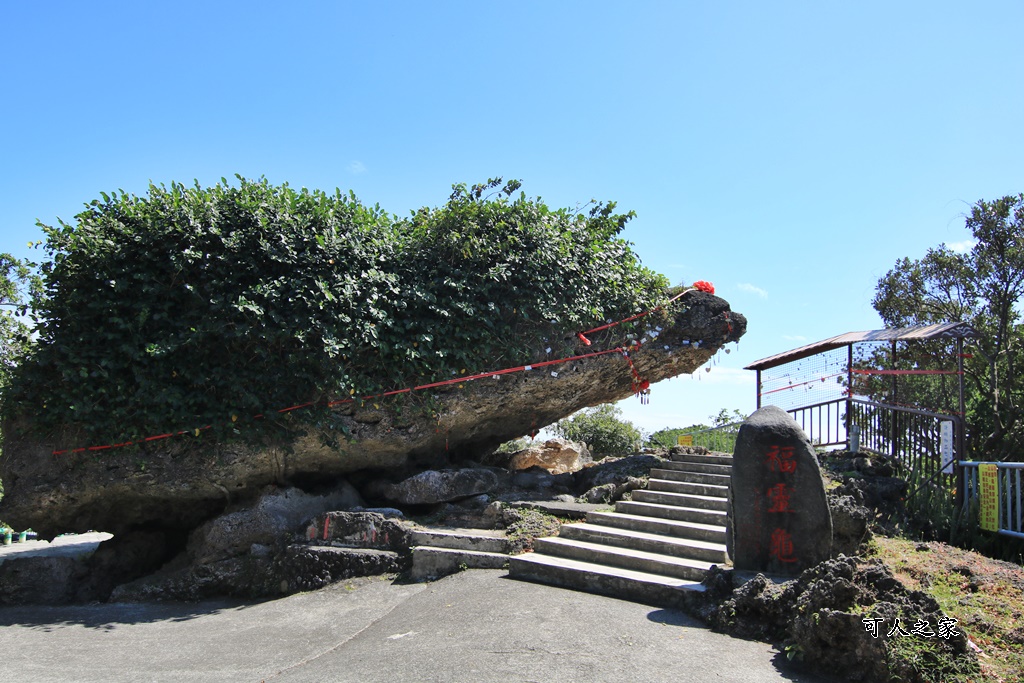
[0,290,745,538]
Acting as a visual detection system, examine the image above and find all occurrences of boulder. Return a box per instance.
[305,510,412,551]
[1,290,744,541]
[508,438,592,475]
[728,406,832,575]
[379,468,504,505]
[827,492,872,557]
[0,555,90,605]
[188,482,363,565]
[581,476,646,504]
[573,454,663,491]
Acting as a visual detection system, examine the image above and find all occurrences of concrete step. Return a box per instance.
[558,522,728,563]
[652,464,732,484]
[647,471,729,496]
[616,500,730,525]
[671,453,734,466]
[586,510,726,544]
[409,546,509,581]
[627,493,729,525]
[409,527,510,554]
[658,461,732,476]
[645,480,728,510]
[508,553,705,608]
[534,537,714,581]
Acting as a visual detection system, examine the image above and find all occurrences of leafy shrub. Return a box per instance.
[493,438,531,455]
[551,404,642,458]
[647,426,709,449]
[8,177,668,446]
[647,409,746,450]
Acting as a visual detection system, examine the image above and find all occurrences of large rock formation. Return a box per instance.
[508,438,592,475]
[0,290,744,541]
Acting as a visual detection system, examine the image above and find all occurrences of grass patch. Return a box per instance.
[869,536,1024,682]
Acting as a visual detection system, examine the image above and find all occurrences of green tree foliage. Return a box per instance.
[7,177,668,447]
[646,409,746,449]
[647,426,707,449]
[0,253,40,391]
[1,252,41,509]
[873,194,1024,457]
[551,404,642,458]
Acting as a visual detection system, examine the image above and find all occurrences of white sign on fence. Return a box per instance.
[940,421,954,474]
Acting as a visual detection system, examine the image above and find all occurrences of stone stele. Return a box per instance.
[728,405,832,575]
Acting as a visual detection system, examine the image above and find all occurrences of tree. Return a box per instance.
[0,253,39,390]
[0,252,41,511]
[873,194,1024,457]
[551,404,643,458]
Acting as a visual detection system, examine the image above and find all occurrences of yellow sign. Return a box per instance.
[978,464,1000,532]
[677,435,693,446]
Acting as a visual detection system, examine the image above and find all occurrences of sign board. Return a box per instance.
[677,434,693,447]
[978,463,1000,532]
[940,421,954,474]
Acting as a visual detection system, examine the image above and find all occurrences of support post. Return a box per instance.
[955,337,966,508]
[846,343,854,449]
[890,340,898,460]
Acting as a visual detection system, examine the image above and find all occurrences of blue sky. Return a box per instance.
[3,2,1023,435]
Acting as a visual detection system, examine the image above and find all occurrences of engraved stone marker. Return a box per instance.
[728,405,832,575]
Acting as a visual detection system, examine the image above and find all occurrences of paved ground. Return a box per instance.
[0,568,830,683]
[0,531,113,564]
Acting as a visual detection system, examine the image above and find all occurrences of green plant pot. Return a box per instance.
[2,531,10,546]
[18,531,27,543]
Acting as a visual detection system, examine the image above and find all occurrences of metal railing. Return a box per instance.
[849,399,962,484]
[959,461,1024,540]
[788,399,848,448]
[784,397,962,483]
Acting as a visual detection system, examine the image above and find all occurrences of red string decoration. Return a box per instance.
[51,282,720,454]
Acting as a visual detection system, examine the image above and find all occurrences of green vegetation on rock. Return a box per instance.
[4,177,669,447]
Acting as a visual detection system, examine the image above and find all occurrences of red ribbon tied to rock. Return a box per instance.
[693,280,715,294]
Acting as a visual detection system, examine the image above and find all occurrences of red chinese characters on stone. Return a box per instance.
[765,443,798,566]
[766,482,794,513]
[765,445,797,473]
[769,528,797,563]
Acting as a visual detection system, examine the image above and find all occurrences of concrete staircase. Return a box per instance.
[409,527,511,581]
[509,452,733,606]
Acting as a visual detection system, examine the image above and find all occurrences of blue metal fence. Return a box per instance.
[958,461,1024,540]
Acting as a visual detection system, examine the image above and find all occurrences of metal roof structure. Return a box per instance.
[744,322,979,371]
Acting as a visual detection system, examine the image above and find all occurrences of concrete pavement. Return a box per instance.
[0,569,829,683]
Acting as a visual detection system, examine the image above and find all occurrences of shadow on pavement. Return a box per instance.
[0,598,258,631]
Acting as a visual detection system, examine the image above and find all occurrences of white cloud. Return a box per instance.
[947,239,976,254]
[782,334,808,342]
[736,282,768,299]
[348,160,367,175]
